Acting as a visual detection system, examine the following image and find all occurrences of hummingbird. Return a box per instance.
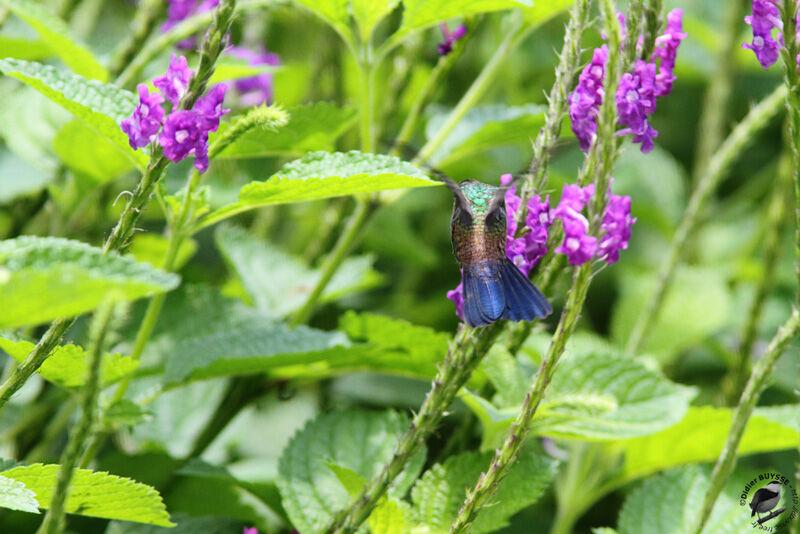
[443,177,552,327]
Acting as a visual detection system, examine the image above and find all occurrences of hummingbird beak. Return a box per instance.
[441,176,473,216]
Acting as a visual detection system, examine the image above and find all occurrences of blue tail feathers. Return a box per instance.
[462,260,552,327]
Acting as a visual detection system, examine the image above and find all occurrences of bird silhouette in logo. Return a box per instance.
[749,481,782,521]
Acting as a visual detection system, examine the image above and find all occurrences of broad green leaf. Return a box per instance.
[426,105,547,167]
[611,266,731,359]
[350,0,400,42]
[129,234,197,271]
[617,466,752,534]
[0,150,53,203]
[411,448,557,534]
[1,464,173,526]
[0,59,147,170]
[616,406,800,482]
[324,462,368,496]
[216,103,357,159]
[0,36,51,60]
[0,475,39,514]
[0,0,107,81]
[292,0,352,44]
[53,120,136,183]
[755,404,800,433]
[390,0,532,44]
[463,351,696,449]
[0,337,139,388]
[0,236,180,328]
[198,151,435,229]
[277,409,426,533]
[369,497,415,534]
[215,225,381,317]
[480,345,528,407]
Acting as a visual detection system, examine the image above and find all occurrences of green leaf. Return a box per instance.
[611,266,731,359]
[197,151,435,229]
[0,0,108,81]
[0,236,179,328]
[0,59,147,170]
[324,462,368,496]
[129,234,197,271]
[617,466,751,534]
[616,406,800,482]
[521,0,575,24]
[0,150,53,203]
[104,400,152,429]
[0,475,39,514]
[53,120,135,183]
[480,345,528,407]
[216,103,358,159]
[215,225,381,317]
[369,497,416,534]
[390,0,532,43]
[0,36,52,61]
[277,409,426,534]
[292,0,352,44]
[0,87,66,176]
[0,464,173,526]
[350,0,400,42]
[410,448,557,534]
[463,351,696,449]
[426,104,547,167]
[0,337,139,388]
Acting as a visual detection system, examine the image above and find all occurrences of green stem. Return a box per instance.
[624,83,788,355]
[450,3,623,530]
[623,0,645,66]
[327,322,504,533]
[691,308,800,534]
[358,58,375,153]
[640,0,663,61]
[36,301,115,534]
[108,0,167,79]
[413,14,525,166]
[290,199,376,326]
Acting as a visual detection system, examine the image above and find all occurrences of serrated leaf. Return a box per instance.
[216,103,357,159]
[616,406,800,482]
[0,59,147,170]
[0,337,139,388]
[0,236,179,328]
[0,36,51,61]
[324,462,367,496]
[215,225,381,317]
[463,351,696,449]
[390,0,532,44]
[53,120,135,183]
[0,475,39,514]
[411,448,557,534]
[426,105,547,167]
[617,466,751,534]
[0,0,107,81]
[292,0,352,44]
[197,151,435,229]
[480,345,528,407]
[277,409,426,534]
[369,497,415,534]
[1,464,173,526]
[350,0,400,42]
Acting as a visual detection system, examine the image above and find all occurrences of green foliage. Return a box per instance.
[0,337,139,388]
[216,103,358,158]
[277,409,426,533]
[410,448,557,533]
[0,59,146,169]
[0,36,51,61]
[0,237,179,328]
[53,120,135,183]
[0,475,39,514]
[129,234,198,271]
[350,0,401,42]
[197,151,436,229]
[0,0,107,81]
[0,464,172,526]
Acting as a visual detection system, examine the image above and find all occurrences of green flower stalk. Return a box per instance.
[448,2,623,531]
[624,83,788,356]
[0,0,238,413]
[691,308,800,534]
[36,300,116,534]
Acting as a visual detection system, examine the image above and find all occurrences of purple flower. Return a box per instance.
[556,216,598,266]
[653,9,687,96]
[743,1,783,68]
[616,60,658,153]
[227,46,281,106]
[597,193,636,264]
[569,45,608,151]
[438,23,467,56]
[243,528,258,534]
[159,110,210,172]
[163,0,219,32]
[121,84,165,149]
[447,278,465,320]
[501,174,552,276]
[195,83,229,132]
[154,54,194,106]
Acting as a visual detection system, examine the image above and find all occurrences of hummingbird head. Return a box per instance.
[441,177,508,229]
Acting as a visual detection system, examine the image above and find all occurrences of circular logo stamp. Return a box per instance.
[739,472,799,531]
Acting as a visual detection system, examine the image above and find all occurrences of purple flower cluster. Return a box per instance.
[226,46,281,106]
[120,54,229,173]
[743,0,783,68]
[438,23,467,56]
[569,9,686,153]
[163,0,219,32]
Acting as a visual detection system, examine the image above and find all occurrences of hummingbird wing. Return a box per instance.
[498,258,552,321]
